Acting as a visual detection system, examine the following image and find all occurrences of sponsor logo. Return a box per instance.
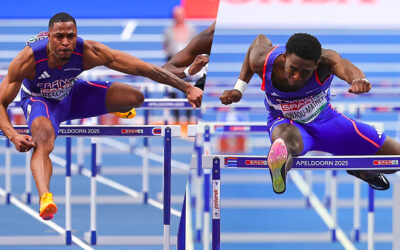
[15,129,30,134]
[38,71,51,79]
[121,129,144,134]
[152,128,162,135]
[229,126,249,131]
[280,97,313,111]
[245,160,267,165]
[373,160,398,165]
[213,180,220,219]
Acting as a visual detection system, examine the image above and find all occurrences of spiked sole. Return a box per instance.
[40,203,57,220]
[267,138,288,194]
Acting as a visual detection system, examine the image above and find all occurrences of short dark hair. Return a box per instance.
[49,12,76,29]
[286,33,321,62]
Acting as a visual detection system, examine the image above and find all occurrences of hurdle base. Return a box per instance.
[0,235,64,245]
[84,230,97,245]
[351,228,360,242]
[221,232,332,243]
[95,235,177,245]
[21,192,32,204]
[216,232,394,243]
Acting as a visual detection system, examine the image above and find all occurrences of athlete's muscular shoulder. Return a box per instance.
[319,49,341,70]
[249,34,273,76]
[8,46,36,82]
[83,40,115,70]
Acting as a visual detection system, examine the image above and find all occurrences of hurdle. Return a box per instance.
[187,121,400,249]
[0,124,179,249]
[203,154,400,250]
[8,98,194,207]
[198,102,400,235]
[188,123,269,249]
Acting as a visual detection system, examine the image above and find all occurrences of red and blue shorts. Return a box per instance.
[267,105,386,156]
[20,79,112,135]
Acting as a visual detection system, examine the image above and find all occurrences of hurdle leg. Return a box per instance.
[142,137,149,203]
[393,182,400,250]
[352,178,361,242]
[23,151,32,204]
[189,168,196,207]
[96,138,102,174]
[324,170,332,207]
[84,138,97,245]
[368,186,374,250]
[77,137,84,174]
[305,171,312,207]
[330,170,338,241]
[195,135,203,242]
[65,134,72,245]
[163,127,171,250]
[212,157,221,250]
[143,107,150,203]
[5,138,11,204]
[203,170,211,250]
[203,125,211,248]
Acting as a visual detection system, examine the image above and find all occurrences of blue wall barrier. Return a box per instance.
[0,0,180,18]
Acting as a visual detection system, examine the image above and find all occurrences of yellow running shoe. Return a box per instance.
[112,108,136,119]
[39,192,57,220]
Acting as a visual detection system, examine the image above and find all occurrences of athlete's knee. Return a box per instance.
[131,88,144,108]
[377,136,400,155]
[31,118,55,152]
[112,82,144,109]
[271,123,303,155]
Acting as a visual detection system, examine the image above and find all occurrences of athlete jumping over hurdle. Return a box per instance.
[0,12,203,220]
[220,33,400,194]
[162,21,215,91]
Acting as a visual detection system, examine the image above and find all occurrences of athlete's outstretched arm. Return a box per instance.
[321,49,370,94]
[0,47,36,152]
[83,40,202,108]
[162,22,215,78]
[220,34,272,105]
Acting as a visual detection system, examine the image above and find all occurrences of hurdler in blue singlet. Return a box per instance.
[20,32,112,134]
[263,45,386,155]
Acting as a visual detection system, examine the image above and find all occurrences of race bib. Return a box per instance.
[268,91,328,123]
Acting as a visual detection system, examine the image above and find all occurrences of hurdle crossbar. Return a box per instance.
[0,124,181,137]
[1,125,179,248]
[202,155,400,170]
[206,155,400,250]
[8,99,193,110]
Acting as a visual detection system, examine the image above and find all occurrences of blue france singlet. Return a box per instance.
[21,33,84,101]
[262,45,334,124]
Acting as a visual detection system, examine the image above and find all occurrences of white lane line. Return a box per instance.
[121,20,138,41]
[0,188,93,250]
[49,154,182,217]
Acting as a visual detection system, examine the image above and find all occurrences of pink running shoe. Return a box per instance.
[267,138,288,194]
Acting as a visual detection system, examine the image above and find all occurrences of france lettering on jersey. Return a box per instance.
[262,45,334,124]
[21,32,84,101]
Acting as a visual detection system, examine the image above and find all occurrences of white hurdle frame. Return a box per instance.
[204,154,400,250]
[188,122,400,250]
[0,125,180,249]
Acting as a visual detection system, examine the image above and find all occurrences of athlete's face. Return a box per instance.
[283,53,317,86]
[48,21,77,61]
